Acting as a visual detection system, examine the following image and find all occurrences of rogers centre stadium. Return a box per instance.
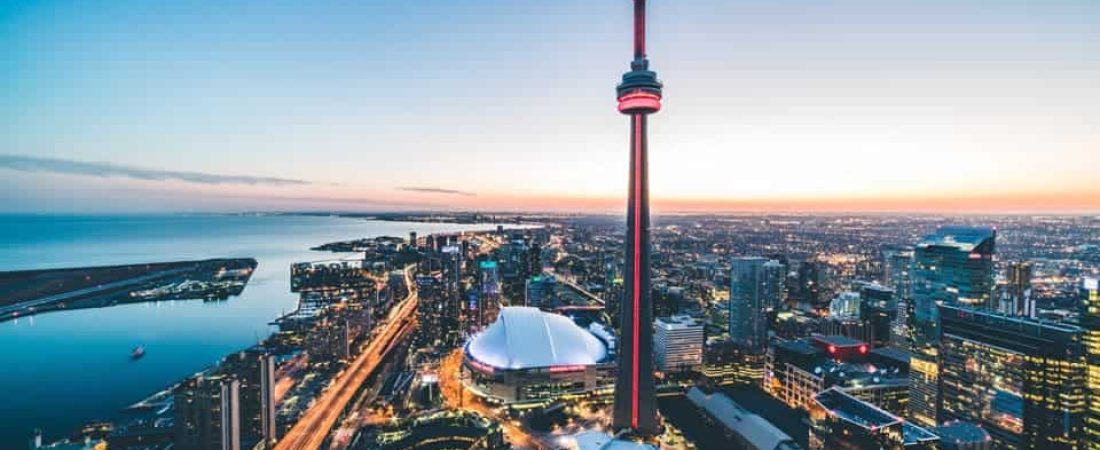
[462,306,617,405]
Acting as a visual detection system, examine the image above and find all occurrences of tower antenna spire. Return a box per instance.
[634,0,646,59]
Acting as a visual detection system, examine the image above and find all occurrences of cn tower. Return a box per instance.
[612,0,662,438]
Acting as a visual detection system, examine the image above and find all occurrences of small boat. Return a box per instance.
[131,346,146,360]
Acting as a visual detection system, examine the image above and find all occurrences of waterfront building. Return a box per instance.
[462,307,615,405]
[220,378,241,450]
[612,0,663,437]
[809,388,940,450]
[1084,278,1100,450]
[653,315,703,373]
[686,387,803,450]
[909,226,995,427]
[259,353,277,447]
[939,304,1087,449]
[174,374,241,450]
[729,257,771,355]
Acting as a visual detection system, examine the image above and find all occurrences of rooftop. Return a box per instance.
[655,315,701,330]
[687,387,803,450]
[813,387,900,430]
[916,226,995,251]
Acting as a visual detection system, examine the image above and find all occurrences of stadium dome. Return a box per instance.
[466,306,608,370]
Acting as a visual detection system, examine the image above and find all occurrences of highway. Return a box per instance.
[546,271,604,305]
[274,265,418,450]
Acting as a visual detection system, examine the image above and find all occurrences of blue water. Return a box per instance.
[0,214,505,446]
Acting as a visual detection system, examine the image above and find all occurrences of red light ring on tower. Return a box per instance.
[618,91,662,113]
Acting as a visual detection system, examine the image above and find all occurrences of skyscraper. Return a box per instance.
[939,304,1086,449]
[175,374,242,450]
[729,257,770,354]
[858,282,896,348]
[612,0,663,437]
[908,226,995,427]
[478,260,501,330]
[762,259,787,310]
[1006,261,1033,317]
[259,353,277,447]
[220,378,242,450]
[1082,278,1100,449]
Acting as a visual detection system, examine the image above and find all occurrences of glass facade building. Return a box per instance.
[909,226,995,427]
[1083,278,1100,449]
[939,304,1087,449]
[729,256,772,355]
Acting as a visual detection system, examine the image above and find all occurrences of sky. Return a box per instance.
[2,0,1099,214]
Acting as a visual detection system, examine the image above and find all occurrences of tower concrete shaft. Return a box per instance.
[612,0,662,438]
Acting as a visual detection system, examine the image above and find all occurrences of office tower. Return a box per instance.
[612,0,663,437]
[653,316,703,372]
[762,259,787,310]
[1007,261,1033,317]
[909,226,995,427]
[220,378,241,450]
[259,353,277,447]
[883,246,914,348]
[859,283,896,348]
[729,257,770,354]
[882,246,914,299]
[1082,278,1100,449]
[939,304,1087,449]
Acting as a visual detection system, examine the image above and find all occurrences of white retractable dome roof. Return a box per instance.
[466,306,608,370]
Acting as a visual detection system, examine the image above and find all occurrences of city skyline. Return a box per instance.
[5,0,1100,214]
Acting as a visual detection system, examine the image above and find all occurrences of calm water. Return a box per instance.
[0,214,504,446]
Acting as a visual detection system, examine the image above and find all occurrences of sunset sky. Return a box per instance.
[3,0,1098,213]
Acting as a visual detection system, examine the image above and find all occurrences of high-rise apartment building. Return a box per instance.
[729,257,771,355]
[259,353,277,447]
